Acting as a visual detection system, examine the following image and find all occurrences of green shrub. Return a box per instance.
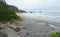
[0,1,20,22]
[50,32,60,37]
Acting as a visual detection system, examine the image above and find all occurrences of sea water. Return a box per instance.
[24,12,60,22]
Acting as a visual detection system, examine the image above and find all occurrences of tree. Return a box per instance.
[0,0,20,22]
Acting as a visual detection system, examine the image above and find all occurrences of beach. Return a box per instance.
[16,13,60,37]
[1,13,60,37]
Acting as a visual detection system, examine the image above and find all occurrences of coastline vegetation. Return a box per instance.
[50,32,60,37]
[0,1,22,22]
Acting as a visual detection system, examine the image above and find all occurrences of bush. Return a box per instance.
[0,1,20,22]
[50,32,60,37]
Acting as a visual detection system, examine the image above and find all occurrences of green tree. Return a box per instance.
[0,1,21,22]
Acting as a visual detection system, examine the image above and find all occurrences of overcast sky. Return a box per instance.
[5,0,60,11]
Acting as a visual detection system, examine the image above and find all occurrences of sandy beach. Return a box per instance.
[1,0,60,37]
[16,13,60,37]
[2,13,60,37]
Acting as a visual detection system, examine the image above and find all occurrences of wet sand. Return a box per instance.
[16,13,60,37]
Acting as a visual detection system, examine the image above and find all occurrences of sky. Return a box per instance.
[5,0,60,11]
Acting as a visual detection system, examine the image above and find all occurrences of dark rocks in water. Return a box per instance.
[30,12,32,13]
[14,27,20,32]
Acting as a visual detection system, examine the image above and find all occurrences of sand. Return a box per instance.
[16,13,60,37]
[1,13,60,37]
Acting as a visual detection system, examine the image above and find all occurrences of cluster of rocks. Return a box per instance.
[0,22,29,36]
[0,31,8,37]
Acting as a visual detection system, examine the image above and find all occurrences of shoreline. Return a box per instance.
[16,13,60,37]
[0,13,60,37]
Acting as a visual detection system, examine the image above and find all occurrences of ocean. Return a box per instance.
[24,12,60,22]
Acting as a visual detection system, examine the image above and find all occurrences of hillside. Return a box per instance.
[0,0,21,22]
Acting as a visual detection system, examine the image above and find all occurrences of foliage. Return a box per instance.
[8,5,19,12]
[19,10,27,13]
[50,32,60,37]
[0,1,20,22]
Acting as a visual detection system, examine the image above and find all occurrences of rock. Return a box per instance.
[0,31,8,37]
[0,27,4,30]
[14,27,20,32]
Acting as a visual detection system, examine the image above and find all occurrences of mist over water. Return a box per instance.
[25,11,60,22]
